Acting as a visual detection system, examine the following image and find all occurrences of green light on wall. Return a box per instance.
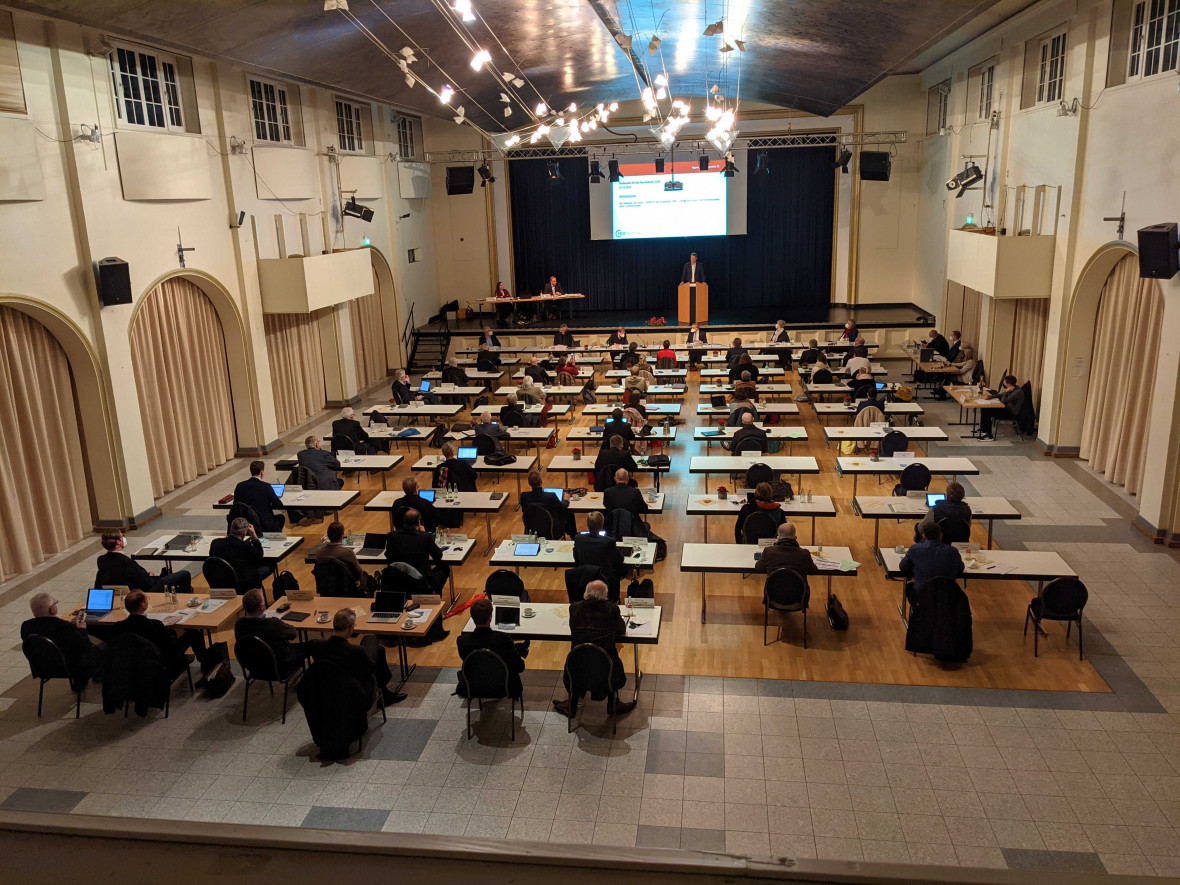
[362,237,371,246]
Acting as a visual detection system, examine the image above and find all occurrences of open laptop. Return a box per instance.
[82,588,115,622]
[494,605,522,629]
[876,382,887,390]
[270,483,286,497]
[418,489,436,502]
[544,488,565,498]
[926,492,946,508]
[419,380,431,393]
[457,446,478,463]
[920,347,934,362]
[368,590,406,622]
[356,532,387,557]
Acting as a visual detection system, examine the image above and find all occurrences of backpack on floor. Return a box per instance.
[201,641,237,698]
[826,593,849,631]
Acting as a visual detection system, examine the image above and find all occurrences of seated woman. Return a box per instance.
[624,365,648,396]
[734,482,786,543]
[493,281,513,327]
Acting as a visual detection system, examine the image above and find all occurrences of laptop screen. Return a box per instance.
[361,532,386,550]
[85,588,115,613]
[514,542,540,556]
[457,446,478,461]
[418,489,436,502]
[495,606,522,626]
[418,380,431,393]
[926,493,946,508]
[876,382,886,390]
[373,590,406,614]
[270,483,285,497]
[544,488,564,498]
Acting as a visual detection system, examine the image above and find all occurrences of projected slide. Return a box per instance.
[612,159,727,240]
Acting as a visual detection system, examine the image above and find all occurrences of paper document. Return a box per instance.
[147,609,197,625]
[838,558,860,572]
[627,621,653,636]
[813,558,841,570]
[198,599,228,612]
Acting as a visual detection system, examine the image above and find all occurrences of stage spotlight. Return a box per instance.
[546,159,563,183]
[753,151,769,176]
[698,153,709,171]
[608,158,622,183]
[834,148,852,173]
[654,157,665,173]
[945,163,983,197]
[477,162,495,187]
[721,154,738,177]
[342,197,374,222]
[589,159,602,183]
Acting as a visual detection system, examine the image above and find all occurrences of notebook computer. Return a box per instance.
[514,542,540,556]
[270,483,286,497]
[164,533,200,551]
[356,532,387,557]
[544,488,564,498]
[82,588,115,621]
[920,347,934,362]
[419,380,431,393]
[876,382,887,390]
[926,493,946,508]
[711,394,727,409]
[368,590,406,622]
[418,489,436,502]
[494,605,521,628]
[457,446,478,463]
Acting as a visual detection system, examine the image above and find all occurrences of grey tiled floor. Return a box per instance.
[1,393,1179,878]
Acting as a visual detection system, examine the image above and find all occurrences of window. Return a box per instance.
[0,10,26,114]
[926,81,950,135]
[109,42,186,130]
[1036,30,1067,104]
[977,64,995,119]
[395,115,417,159]
[336,98,367,152]
[1128,0,1180,79]
[249,77,292,143]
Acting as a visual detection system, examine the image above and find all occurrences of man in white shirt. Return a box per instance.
[680,253,705,284]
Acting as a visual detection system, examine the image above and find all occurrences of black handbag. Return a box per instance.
[826,593,849,630]
[484,451,517,466]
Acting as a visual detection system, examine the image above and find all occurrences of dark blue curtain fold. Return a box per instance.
[508,147,835,315]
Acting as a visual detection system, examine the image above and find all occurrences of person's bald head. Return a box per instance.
[777,522,797,541]
[614,468,628,485]
[584,580,608,601]
[741,412,755,426]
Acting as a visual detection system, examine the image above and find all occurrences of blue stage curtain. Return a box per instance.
[508,147,835,314]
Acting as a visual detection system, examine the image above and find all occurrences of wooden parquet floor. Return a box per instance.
[260,369,1109,694]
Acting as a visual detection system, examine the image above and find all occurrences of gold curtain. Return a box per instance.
[1079,256,1163,495]
[349,272,388,389]
[264,312,326,433]
[960,287,983,357]
[129,278,236,498]
[1010,298,1049,409]
[0,307,91,581]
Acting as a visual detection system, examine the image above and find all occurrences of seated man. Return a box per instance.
[472,412,509,454]
[727,394,759,424]
[926,328,950,358]
[844,346,871,377]
[899,523,964,594]
[520,470,576,538]
[456,597,527,699]
[755,522,819,579]
[524,357,549,385]
[728,354,760,383]
[392,475,439,532]
[115,590,205,671]
[978,375,1025,440]
[552,580,636,717]
[599,409,634,450]
[604,469,648,519]
[209,517,274,593]
[234,588,304,677]
[475,343,500,373]
[685,323,708,368]
[385,509,450,594]
[433,442,478,492]
[606,326,629,348]
[331,406,376,455]
[624,365,648,396]
[517,377,545,406]
[233,460,285,532]
[391,369,440,405]
[725,337,748,368]
[735,482,786,543]
[481,327,502,349]
[306,608,405,705]
[730,411,769,454]
[500,392,526,427]
[733,374,758,404]
[855,386,889,415]
[595,434,638,476]
[573,512,626,586]
[315,521,365,585]
[552,323,575,348]
[915,481,973,543]
[947,330,963,363]
[656,339,677,364]
[617,341,641,370]
[798,338,822,367]
[21,592,103,684]
[440,358,470,387]
[95,531,193,595]
[297,437,342,491]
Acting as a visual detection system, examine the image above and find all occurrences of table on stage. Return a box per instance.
[821,425,948,456]
[693,425,808,454]
[273,454,403,490]
[481,292,585,322]
[689,455,820,490]
[461,600,662,700]
[853,495,1022,560]
[365,490,509,552]
[835,455,978,496]
[411,453,538,501]
[680,543,857,623]
[685,493,837,543]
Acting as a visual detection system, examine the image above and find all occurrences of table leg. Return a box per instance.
[483,511,498,556]
[898,580,909,625]
[851,475,859,497]
[871,519,883,565]
[987,518,994,550]
[810,516,816,546]
[447,571,458,611]
[514,473,523,509]
[700,573,708,624]
[703,514,709,543]
[631,643,642,702]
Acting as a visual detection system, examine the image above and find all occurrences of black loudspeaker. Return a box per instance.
[859,151,892,182]
[445,166,475,195]
[1137,223,1179,279]
[94,258,132,306]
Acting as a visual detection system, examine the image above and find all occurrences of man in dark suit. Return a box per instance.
[915,481,973,543]
[617,341,641,370]
[384,509,450,593]
[552,580,636,717]
[456,598,527,698]
[234,588,304,676]
[481,327,502,349]
[730,412,769,455]
[798,338,822,367]
[595,435,638,478]
[979,374,1026,439]
[604,469,648,519]
[552,324,575,348]
[440,359,470,387]
[500,392,526,428]
[523,357,549,385]
[433,442,478,493]
[114,590,206,671]
[233,461,286,532]
[573,512,626,585]
[680,252,706,284]
[476,344,500,373]
[686,323,708,368]
[541,275,563,297]
[209,518,273,593]
[306,608,405,705]
[755,523,819,579]
[95,532,193,594]
[298,437,342,491]
[946,330,962,364]
[899,523,964,591]
[926,328,950,358]
[21,592,103,684]
[472,412,509,454]
[391,475,439,532]
[599,409,635,450]
[725,337,748,369]
[520,470,576,538]
[331,407,374,454]
[606,327,629,347]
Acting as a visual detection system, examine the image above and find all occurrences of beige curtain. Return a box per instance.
[1010,298,1049,409]
[264,312,326,433]
[130,278,236,498]
[960,288,983,355]
[1079,256,1163,495]
[0,307,91,581]
[349,272,388,389]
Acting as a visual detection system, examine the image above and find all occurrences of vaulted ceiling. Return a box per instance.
[12,0,1023,127]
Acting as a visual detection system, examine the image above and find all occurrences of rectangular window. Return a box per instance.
[1128,0,1180,79]
[336,98,366,152]
[1036,31,1067,104]
[926,81,950,135]
[249,77,293,143]
[396,115,416,159]
[109,41,189,131]
[0,10,27,114]
[978,64,994,119]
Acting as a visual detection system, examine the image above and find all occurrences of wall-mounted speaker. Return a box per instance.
[445,166,475,195]
[94,257,132,307]
[1137,223,1179,279]
[859,151,891,182]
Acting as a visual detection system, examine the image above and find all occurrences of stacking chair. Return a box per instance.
[22,635,85,719]
[742,511,782,545]
[563,643,619,735]
[763,568,810,647]
[521,505,557,541]
[892,462,931,496]
[202,555,255,599]
[879,431,909,458]
[313,559,361,597]
[459,648,523,740]
[225,501,263,534]
[938,517,972,544]
[485,568,528,601]
[1025,577,1089,659]
[234,634,303,724]
[103,633,191,718]
[744,462,775,489]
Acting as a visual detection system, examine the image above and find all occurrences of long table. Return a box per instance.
[680,543,857,623]
[584,403,682,419]
[567,426,676,445]
[813,402,925,424]
[367,403,463,422]
[473,403,572,424]
[685,493,838,543]
[446,427,554,455]
[567,490,665,513]
[213,488,360,515]
[365,490,510,552]
[78,591,243,642]
[822,425,948,456]
[490,538,657,572]
[547,455,670,491]
[689,455,821,490]
[479,292,584,322]
[131,532,303,565]
[701,384,795,401]
[852,495,1022,559]
[693,426,807,454]
[411,453,538,501]
[303,537,478,606]
[696,403,800,418]
[943,385,1008,430]
[835,456,979,496]
[273,454,403,490]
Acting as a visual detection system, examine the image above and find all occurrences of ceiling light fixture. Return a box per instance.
[753,151,770,176]
[342,198,373,222]
[834,149,852,173]
[546,159,563,183]
[608,158,622,183]
[451,0,476,22]
[698,154,709,171]
[654,157,665,173]
[439,85,454,104]
[323,0,348,10]
[470,49,491,71]
[722,153,738,177]
[589,160,602,183]
[703,19,724,36]
[647,35,661,55]
[477,162,495,186]
[535,102,548,115]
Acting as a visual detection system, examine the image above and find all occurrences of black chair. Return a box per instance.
[564,565,611,604]
[330,433,357,453]
[234,634,303,724]
[1025,577,1089,659]
[879,431,909,458]
[744,462,774,489]
[473,434,498,457]
[733,436,769,455]
[742,511,781,545]
[594,463,617,494]
[811,368,834,384]
[296,660,381,761]
[763,568,810,647]
[522,505,557,540]
[485,568,528,601]
[202,555,252,598]
[605,508,645,541]
[22,635,85,719]
[313,559,361,597]
[892,462,932,496]
[938,517,972,544]
[102,632,191,718]
[458,648,523,740]
[380,563,430,596]
[563,643,619,735]
[225,501,263,534]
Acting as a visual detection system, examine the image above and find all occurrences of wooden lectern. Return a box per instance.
[677,282,709,324]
